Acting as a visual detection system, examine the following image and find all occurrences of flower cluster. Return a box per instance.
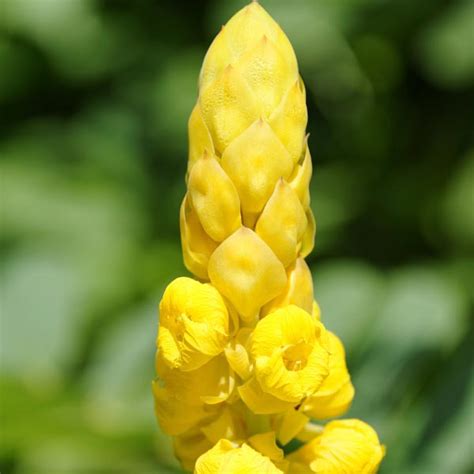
[153,3,385,472]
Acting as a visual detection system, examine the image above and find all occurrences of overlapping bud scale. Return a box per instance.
[153,3,384,473]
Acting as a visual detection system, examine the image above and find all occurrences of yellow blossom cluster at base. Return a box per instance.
[153,2,385,473]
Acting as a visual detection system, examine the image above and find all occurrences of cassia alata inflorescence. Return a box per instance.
[153,3,385,473]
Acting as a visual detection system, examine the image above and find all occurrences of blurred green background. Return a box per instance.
[1,0,473,472]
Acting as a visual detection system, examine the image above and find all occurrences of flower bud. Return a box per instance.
[221,119,293,222]
[195,439,283,474]
[256,179,307,267]
[288,419,385,474]
[208,227,287,321]
[180,196,218,280]
[188,152,241,242]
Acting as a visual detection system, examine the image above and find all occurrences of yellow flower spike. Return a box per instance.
[188,104,214,173]
[199,64,259,155]
[269,79,308,164]
[287,419,385,474]
[301,331,355,419]
[236,35,297,118]
[188,152,242,242]
[262,257,313,316]
[155,2,385,469]
[174,428,214,472]
[158,277,229,370]
[256,179,307,267]
[251,305,330,403]
[221,119,293,220]
[180,195,218,280]
[194,439,283,474]
[208,227,287,321]
[300,207,316,258]
[288,143,312,208]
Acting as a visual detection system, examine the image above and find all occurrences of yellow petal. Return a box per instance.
[188,152,241,242]
[180,195,218,280]
[158,277,229,370]
[236,35,297,118]
[275,409,309,445]
[262,258,313,316]
[152,379,212,436]
[188,103,214,173]
[208,228,287,321]
[288,419,385,474]
[256,179,307,267]
[247,432,284,461]
[238,376,294,415]
[300,207,316,258]
[288,143,312,208]
[269,78,307,164]
[221,120,293,219]
[302,332,355,419]
[251,306,330,403]
[199,64,258,155]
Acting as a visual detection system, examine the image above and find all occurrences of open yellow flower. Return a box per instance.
[301,331,355,419]
[194,439,283,474]
[249,305,330,404]
[153,354,234,436]
[288,419,385,474]
[158,277,230,371]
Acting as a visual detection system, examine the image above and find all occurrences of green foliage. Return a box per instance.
[1,0,473,473]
